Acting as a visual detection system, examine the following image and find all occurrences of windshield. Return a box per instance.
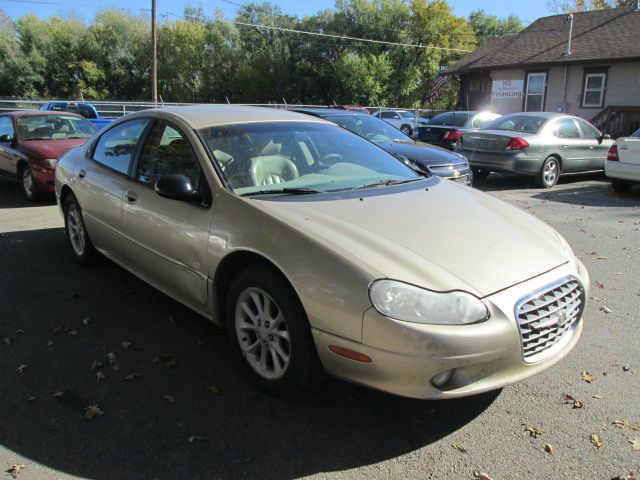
[483,115,547,134]
[428,112,470,127]
[17,115,97,140]
[324,114,411,143]
[200,121,420,197]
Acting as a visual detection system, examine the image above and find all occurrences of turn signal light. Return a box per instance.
[607,144,619,161]
[328,345,372,363]
[504,137,529,151]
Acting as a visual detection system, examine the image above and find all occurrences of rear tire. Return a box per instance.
[472,168,491,180]
[611,178,632,194]
[63,194,98,265]
[536,156,560,188]
[20,164,44,201]
[226,264,324,396]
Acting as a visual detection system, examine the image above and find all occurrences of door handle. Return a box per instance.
[588,146,595,149]
[562,145,569,148]
[125,191,138,203]
[78,169,86,178]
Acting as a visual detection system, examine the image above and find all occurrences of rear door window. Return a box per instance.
[553,119,581,139]
[92,119,149,175]
[0,117,14,139]
[575,119,600,140]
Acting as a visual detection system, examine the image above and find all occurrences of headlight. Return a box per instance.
[369,279,489,325]
[43,158,57,168]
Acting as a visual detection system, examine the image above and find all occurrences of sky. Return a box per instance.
[3,0,552,24]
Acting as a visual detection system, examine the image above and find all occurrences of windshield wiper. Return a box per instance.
[352,178,423,190]
[240,187,321,197]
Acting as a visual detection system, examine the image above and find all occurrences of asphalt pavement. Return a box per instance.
[0,173,638,480]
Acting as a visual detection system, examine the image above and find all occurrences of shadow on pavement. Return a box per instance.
[0,228,498,479]
[473,171,608,192]
[0,177,56,209]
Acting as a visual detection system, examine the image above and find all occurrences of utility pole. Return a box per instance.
[151,0,157,105]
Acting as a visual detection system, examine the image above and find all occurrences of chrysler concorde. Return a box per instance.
[55,105,589,399]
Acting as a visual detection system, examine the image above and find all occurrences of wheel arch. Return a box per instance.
[212,250,299,329]
[59,184,75,209]
[545,153,563,171]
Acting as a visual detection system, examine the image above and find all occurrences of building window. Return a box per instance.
[582,72,607,108]
[524,72,546,112]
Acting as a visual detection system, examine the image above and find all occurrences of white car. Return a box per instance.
[605,128,640,193]
[373,109,428,136]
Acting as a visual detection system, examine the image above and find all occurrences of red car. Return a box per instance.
[0,111,97,200]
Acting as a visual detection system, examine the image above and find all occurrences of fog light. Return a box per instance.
[431,369,454,388]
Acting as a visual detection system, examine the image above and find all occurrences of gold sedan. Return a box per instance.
[55,106,589,398]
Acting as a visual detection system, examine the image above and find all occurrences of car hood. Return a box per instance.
[23,138,88,159]
[254,180,568,298]
[376,140,468,166]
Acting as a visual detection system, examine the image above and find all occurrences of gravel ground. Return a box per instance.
[0,173,638,480]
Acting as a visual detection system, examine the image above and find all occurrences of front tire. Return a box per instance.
[226,264,323,396]
[537,156,560,188]
[20,165,44,201]
[611,178,632,194]
[472,168,491,180]
[63,194,98,265]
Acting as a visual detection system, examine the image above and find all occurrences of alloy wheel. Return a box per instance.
[235,287,291,380]
[543,159,558,187]
[66,204,86,256]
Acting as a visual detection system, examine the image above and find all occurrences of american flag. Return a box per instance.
[429,74,449,104]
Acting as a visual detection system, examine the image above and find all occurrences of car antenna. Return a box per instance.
[282,97,288,109]
[159,95,165,106]
[225,96,231,104]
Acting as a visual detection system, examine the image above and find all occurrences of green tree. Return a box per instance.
[468,10,524,45]
[547,0,636,12]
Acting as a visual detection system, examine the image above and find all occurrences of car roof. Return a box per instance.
[499,112,565,119]
[1,110,85,119]
[127,105,332,129]
[292,108,366,117]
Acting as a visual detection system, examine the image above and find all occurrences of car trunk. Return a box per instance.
[461,130,532,153]
[617,137,640,165]
[417,126,453,144]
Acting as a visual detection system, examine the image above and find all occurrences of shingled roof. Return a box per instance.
[447,7,640,74]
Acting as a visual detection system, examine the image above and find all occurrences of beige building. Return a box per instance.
[446,7,640,137]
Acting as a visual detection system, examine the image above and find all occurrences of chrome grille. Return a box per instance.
[515,276,585,364]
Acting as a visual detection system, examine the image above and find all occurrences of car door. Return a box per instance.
[121,119,213,310]
[550,118,584,172]
[575,118,608,170]
[0,116,18,176]
[74,118,150,260]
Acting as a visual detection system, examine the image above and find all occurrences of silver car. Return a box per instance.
[605,128,640,193]
[55,106,589,399]
[457,112,613,188]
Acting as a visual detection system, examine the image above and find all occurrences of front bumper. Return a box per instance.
[313,260,589,399]
[457,148,543,176]
[30,163,56,192]
[427,163,472,186]
[605,160,640,182]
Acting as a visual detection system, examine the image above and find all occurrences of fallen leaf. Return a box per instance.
[590,433,602,448]
[473,472,494,480]
[52,391,65,400]
[96,371,106,381]
[67,328,78,336]
[16,364,27,373]
[581,371,593,383]
[595,281,606,289]
[543,443,553,454]
[600,306,612,314]
[188,436,205,443]
[522,424,544,438]
[562,394,585,409]
[27,396,36,402]
[452,442,467,453]
[153,353,179,368]
[51,326,62,334]
[82,317,91,326]
[163,395,175,403]
[84,405,104,420]
[5,464,25,479]
[3,337,12,345]
[623,365,630,372]
[125,373,142,381]
[630,439,640,451]
[610,473,637,480]
[90,360,103,371]
[16,329,26,335]
[106,352,122,371]
[206,385,221,395]
[593,394,603,399]
[46,340,54,347]
[120,341,132,349]
[613,420,640,431]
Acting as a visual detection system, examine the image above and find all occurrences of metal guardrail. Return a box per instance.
[0,99,445,129]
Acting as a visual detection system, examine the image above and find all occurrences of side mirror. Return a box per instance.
[155,174,199,202]
[0,133,13,143]
[597,133,611,144]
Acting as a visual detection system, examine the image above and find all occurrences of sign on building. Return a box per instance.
[491,80,524,100]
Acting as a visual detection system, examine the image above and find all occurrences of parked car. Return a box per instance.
[40,101,113,130]
[293,108,471,185]
[56,105,589,399]
[605,128,640,193]
[373,109,429,136]
[339,105,371,114]
[414,111,501,150]
[0,111,97,200]
[456,112,613,188]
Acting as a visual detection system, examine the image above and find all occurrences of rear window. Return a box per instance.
[483,115,547,134]
[632,129,640,138]
[428,113,470,127]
